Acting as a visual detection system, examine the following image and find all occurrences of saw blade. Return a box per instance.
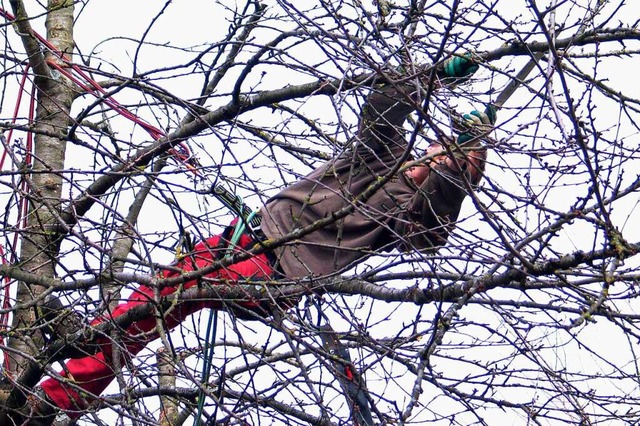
[494,51,544,109]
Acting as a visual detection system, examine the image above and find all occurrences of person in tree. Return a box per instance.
[20,56,495,424]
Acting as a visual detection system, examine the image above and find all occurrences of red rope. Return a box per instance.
[0,7,194,146]
[46,60,166,140]
[0,61,35,367]
[44,59,199,171]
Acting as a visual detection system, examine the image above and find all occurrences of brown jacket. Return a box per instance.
[260,76,485,279]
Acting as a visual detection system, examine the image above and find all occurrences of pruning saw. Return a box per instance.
[451,51,545,142]
[493,51,545,110]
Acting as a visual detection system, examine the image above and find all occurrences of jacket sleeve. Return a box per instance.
[394,144,486,252]
[356,76,422,153]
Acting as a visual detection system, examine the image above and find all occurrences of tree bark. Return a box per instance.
[157,348,179,426]
[7,0,75,377]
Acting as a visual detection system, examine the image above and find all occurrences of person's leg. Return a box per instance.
[41,231,273,415]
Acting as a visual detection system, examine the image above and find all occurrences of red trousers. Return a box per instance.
[41,230,274,415]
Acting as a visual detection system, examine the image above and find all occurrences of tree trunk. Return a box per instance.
[7,0,75,377]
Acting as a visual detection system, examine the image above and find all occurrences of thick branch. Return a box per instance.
[8,0,49,83]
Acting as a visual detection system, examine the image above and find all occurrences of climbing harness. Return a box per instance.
[194,199,263,425]
[211,184,262,230]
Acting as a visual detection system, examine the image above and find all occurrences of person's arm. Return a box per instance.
[396,106,495,252]
[356,76,420,153]
[356,55,480,153]
[396,142,487,252]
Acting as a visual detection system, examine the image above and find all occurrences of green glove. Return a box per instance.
[440,53,479,84]
[457,104,497,144]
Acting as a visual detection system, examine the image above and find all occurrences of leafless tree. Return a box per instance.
[0,0,639,425]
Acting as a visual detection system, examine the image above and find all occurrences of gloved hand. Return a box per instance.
[440,52,479,84]
[456,104,497,144]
